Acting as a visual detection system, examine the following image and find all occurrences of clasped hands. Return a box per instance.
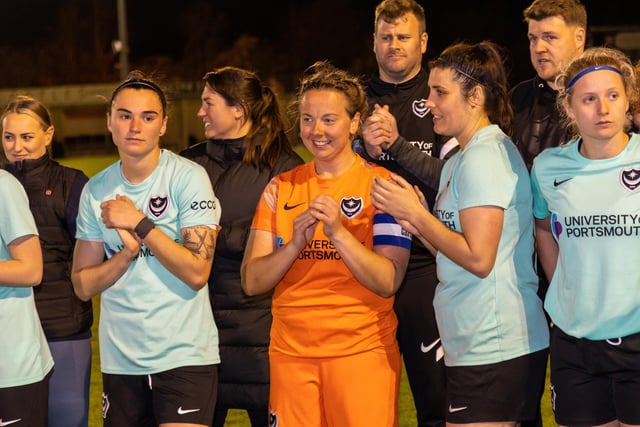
[100,194,146,255]
[290,195,346,250]
[361,104,400,158]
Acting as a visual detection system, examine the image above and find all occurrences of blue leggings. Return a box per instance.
[48,337,92,427]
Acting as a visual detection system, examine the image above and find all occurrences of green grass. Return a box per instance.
[60,154,555,427]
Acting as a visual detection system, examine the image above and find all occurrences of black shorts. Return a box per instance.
[445,349,548,423]
[550,327,640,426]
[102,364,218,427]
[0,369,52,427]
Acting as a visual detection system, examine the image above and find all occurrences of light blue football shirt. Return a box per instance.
[531,133,640,339]
[0,170,53,387]
[433,125,549,366]
[76,150,221,374]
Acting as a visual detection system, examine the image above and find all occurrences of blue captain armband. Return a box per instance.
[373,212,412,249]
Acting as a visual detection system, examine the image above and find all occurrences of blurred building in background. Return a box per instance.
[0,81,203,158]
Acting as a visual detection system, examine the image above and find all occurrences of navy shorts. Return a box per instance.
[445,349,548,423]
[102,364,218,427]
[550,326,640,426]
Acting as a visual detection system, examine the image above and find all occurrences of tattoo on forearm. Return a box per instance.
[183,226,216,260]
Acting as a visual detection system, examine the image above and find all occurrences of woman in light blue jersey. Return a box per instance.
[71,71,222,427]
[531,47,640,427]
[371,41,549,426]
[0,170,51,426]
[2,95,92,427]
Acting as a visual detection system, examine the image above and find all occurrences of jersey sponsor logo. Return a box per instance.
[0,419,22,426]
[409,140,434,156]
[284,201,304,210]
[298,239,341,261]
[556,212,640,238]
[553,177,573,187]
[621,168,640,191]
[177,406,201,415]
[341,197,362,218]
[378,151,395,162]
[149,194,169,218]
[448,404,468,413]
[190,199,217,210]
[551,213,563,239]
[434,208,456,229]
[412,99,430,118]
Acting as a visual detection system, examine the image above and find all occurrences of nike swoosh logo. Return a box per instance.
[0,420,22,427]
[553,177,573,187]
[420,338,441,353]
[448,404,468,413]
[177,407,201,415]
[284,202,304,210]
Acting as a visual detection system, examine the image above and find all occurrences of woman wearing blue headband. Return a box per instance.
[531,47,640,427]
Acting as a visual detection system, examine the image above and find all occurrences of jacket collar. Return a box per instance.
[206,137,245,164]
[3,152,50,175]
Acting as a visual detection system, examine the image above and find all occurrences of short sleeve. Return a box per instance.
[530,165,550,219]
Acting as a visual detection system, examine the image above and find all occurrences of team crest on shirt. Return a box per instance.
[620,168,640,191]
[341,197,362,218]
[412,98,429,118]
[148,194,169,218]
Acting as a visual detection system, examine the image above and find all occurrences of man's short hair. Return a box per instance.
[374,0,426,34]
[523,0,587,29]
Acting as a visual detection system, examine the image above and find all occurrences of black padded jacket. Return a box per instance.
[3,154,92,340]
[180,137,303,409]
[510,75,572,171]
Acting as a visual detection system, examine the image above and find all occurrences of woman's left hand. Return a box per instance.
[371,173,428,229]
[100,194,144,230]
[308,194,343,239]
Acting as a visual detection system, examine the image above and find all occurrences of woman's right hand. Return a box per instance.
[291,209,318,251]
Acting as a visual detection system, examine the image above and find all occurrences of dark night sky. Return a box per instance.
[2,0,639,87]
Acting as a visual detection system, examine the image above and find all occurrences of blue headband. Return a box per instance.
[565,65,624,93]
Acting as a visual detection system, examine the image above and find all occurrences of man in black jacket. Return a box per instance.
[357,1,456,426]
[509,2,586,427]
[510,0,587,171]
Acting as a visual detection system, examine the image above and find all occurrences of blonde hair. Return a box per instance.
[556,47,638,137]
[2,95,53,132]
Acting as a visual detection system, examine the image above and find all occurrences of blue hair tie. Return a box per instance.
[565,65,624,93]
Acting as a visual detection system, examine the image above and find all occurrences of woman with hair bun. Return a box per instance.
[371,41,550,426]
